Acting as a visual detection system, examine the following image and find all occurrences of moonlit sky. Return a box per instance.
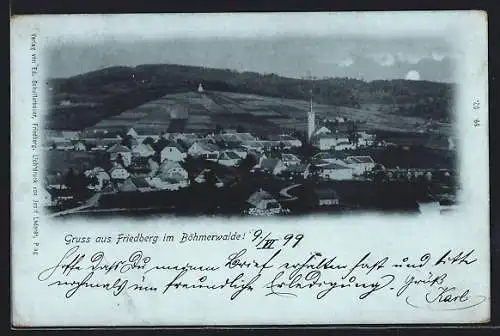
[45,11,461,84]
[48,37,457,83]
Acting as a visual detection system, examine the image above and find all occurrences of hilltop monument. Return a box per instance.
[448,136,455,150]
[197,83,204,93]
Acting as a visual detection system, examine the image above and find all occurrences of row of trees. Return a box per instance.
[214,124,247,134]
[62,168,98,199]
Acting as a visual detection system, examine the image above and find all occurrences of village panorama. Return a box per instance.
[42,65,458,218]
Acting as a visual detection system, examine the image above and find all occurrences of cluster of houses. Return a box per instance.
[251,152,376,181]
[42,128,300,198]
[311,126,376,151]
[42,123,381,212]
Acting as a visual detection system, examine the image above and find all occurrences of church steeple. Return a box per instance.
[307,88,315,141]
[304,71,315,142]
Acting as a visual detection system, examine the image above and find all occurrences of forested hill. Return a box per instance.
[47,64,455,129]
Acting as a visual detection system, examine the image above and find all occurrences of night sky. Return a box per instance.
[46,14,460,83]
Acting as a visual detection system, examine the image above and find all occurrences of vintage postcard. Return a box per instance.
[11,12,489,326]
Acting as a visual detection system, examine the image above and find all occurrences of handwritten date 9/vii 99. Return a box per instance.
[36,231,484,311]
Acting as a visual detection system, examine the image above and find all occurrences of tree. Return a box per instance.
[64,168,77,191]
[116,153,125,167]
[278,142,286,152]
[347,121,359,147]
[236,125,246,133]
[152,137,169,153]
[308,165,321,180]
[299,142,318,160]
[204,169,219,188]
[239,154,257,172]
[64,168,90,198]
[88,175,99,188]
[215,124,223,134]
[121,135,135,149]
[142,136,155,146]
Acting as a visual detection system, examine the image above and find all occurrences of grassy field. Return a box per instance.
[84,89,450,138]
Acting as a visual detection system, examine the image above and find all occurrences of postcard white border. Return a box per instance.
[11,11,489,326]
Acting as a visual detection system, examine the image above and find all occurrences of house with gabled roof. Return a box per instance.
[246,189,282,215]
[109,163,130,181]
[313,126,332,137]
[224,143,248,159]
[157,160,189,181]
[314,187,340,207]
[188,140,221,161]
[218,151,241,167]
[313,132,351,151]
[343,156,375,175]
[127,127,163,142]
[160,141,187,162]
[319,163,353,180]
[147,160,190,190]
[119,176,153,192]
[131,143,155,158]
[107,143,132,167]
[258,158,286,175]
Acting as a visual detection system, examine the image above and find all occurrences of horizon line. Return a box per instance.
[48,63,456,85]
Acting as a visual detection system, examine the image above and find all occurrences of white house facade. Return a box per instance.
[157,160,189,181]
[109,164,130,180]
[344,156,376,175]
[320,164,354,180]
[160,144,187,162]
[188,142,220,161]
